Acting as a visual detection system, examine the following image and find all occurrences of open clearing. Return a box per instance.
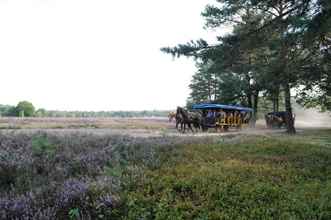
[0,116,322,137]
[0,117,330,219]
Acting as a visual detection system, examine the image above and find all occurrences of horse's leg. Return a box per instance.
[194,122,198,130]
[188,123,194,133]
[177,118,182,130]
[194,121,200,132]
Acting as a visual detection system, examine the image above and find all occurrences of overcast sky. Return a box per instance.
[0,0,220,111]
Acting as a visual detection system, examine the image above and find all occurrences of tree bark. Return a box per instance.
[277,1,296,134]
[250,90,259,128]
[246,74,253,109]
[248,93,253,108]
[273,87,280,112]
[284,83,296,134]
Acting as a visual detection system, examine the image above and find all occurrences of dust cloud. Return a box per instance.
[294,108,331,128]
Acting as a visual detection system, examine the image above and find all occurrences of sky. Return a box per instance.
[0,0,219,111]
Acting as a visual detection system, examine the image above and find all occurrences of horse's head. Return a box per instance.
[176,106,183,115]
[177,107,191,121]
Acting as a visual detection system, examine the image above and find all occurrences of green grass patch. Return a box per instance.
[119,133,331,219]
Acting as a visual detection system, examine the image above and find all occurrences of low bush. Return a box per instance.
[0,130,330,219]
[118,135,331,219]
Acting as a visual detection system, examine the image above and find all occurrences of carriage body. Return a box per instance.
[192,103,253,131]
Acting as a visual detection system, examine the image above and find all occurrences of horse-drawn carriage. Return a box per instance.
[173,104,253,133]
[192,104,253,131]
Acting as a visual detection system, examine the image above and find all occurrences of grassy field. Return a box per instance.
[0,118,330,219]
[119,130,331,220]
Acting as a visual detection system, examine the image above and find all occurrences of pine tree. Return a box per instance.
[161,0,331,133]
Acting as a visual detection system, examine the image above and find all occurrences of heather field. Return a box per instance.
[0,117,171,130]
[0,118,331,219]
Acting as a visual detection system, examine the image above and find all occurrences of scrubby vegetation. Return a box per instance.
[0,117,172,130]
[0,130,331,219]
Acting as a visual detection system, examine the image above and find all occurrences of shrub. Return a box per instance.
[31,135,56,158]
[16,101,35,117]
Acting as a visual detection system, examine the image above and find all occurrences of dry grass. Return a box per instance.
[0,117,172,130]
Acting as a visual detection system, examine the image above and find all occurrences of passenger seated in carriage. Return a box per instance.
[242,112,250,124]
[206,110,213,118]
[226,111,234,124]
[217,110,226,122]
[206,110,217,125]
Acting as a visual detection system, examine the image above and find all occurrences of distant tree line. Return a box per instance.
[0,102,169,118]
[0,101,35,117]
[162,0,331,134]
[41,110,169,118]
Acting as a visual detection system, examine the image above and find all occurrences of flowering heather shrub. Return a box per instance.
[97,193,114,209]
[0,147,33,192]
[55,179,89,218]
[0,129,218,219]
[0,128,330,219]
[32,207,57,220]
[0,149,20,188]
[0,192,34,219]
[70,146,113,178]
[94,193,117,219]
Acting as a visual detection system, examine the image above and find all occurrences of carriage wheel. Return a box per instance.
[224,125,229,132]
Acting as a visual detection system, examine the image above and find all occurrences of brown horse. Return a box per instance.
[168,111,176,122]
[176,107,194,133]
[176,107,204,133]
[188,111,204,131]
[168,111,184,131]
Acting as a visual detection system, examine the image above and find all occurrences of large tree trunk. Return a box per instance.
[273,87,280,112]
[284,83,296,134]
[247,93,253,108]
[250,90,259,128]
[246,74,253,109]
[247,91,253,127]
[277,2,296,134]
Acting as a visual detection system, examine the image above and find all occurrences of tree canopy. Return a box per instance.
[161,0,331,134]
[16,101,35,117]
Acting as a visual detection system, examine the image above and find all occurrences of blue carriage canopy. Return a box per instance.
[192,103,253,112]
